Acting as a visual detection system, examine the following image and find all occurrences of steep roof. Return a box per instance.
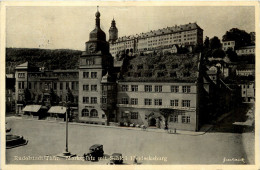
[113,22,202,43]
[237,46,255,50]
[119,53,200,83]
[15,62,28,70]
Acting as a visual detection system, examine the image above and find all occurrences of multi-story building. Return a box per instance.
[78,9,115,125]
[236,46,255,56]
[236,64,255,76]
[222,40,235,51]
[240,82,255,103]
[109,20,203,57]
[15,62,79,116]
[13,9,219,131]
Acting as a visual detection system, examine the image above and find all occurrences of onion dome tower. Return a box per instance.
[84,6,109,55]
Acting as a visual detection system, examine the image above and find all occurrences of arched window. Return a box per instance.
[82,109,89,117]
[90,109,98,117]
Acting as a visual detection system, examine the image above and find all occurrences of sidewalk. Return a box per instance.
[6,116,213,136]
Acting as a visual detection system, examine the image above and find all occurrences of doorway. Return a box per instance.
[149,118,156,127]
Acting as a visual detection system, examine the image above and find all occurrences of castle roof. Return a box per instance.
[113,22,202,43]
[119,53,201,83]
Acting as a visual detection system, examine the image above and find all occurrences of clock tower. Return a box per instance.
[78,7,114,125]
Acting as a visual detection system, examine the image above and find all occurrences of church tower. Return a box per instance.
[109,18,118,43]
[78,7,114,125]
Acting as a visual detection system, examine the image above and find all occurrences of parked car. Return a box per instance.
[83,144,104,161]
[109,153,123,164]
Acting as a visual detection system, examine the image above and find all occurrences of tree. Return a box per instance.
[159,109,173,130]
[67,88,74,103]
[222,28,252,49]
[204,36,210,49]
[212,49,225,58]
[226,48,238,62]
[24,88,31,104]
[209,36,221,49]
[50,88,59,106]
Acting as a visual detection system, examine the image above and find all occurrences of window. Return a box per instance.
[169,115,178,122]
[91,85,97,91]
[170,100,179,106]
[74,96,78,103]
[148,65,154,69]
[18,73,25,78]
[71,82,75,90]
[86,59,95,65]
[53,82,57,90]
[137,65,143,69]
[131,98,138,105]
[83,72,89,78]
[83,97,89,104]
[122,97,129,104]
[145,85,152,92]
[28,82,32,89]
[90,109,98,117]
[155,85,162,92]
[83,85,89,91]
[154,99,162,105]
[18,81,24,89]
[91,97,97,104]
[66,82,69,90]
[121,85,128,91]
[182,86,191,93]
[131,85,138,92]
[82,109,89,117]
[101,97,107,103]
[182,100,191,107]
[182,116,190,124]
[171,86,179,92]
[170,72,177,77]
[91,72,97,78]
[60,82,63,90]
[131,112,138,119]
[144,99,152,105]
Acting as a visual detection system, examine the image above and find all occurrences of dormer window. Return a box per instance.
[137,65,143,69]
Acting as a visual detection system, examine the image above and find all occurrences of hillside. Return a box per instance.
[6,48,82,74]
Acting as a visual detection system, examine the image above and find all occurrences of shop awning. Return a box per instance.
[22,105,42,113]
[48,106,66,114]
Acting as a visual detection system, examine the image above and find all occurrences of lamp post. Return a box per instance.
[57,101,76,158]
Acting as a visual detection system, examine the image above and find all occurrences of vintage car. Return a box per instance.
[109,153,123,164]
[83,144,104,161]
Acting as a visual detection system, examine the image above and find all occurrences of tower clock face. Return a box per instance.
[89,44,96,53]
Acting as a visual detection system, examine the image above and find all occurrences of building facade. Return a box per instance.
[222,40,235,51]
[13,9,216,131]
[109,20,203,57]
[78,9,115,125]
[236,46,255,56]
[240,82,255,103]
[15,62,79,116]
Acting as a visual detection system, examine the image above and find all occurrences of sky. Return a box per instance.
[6,6,255,51]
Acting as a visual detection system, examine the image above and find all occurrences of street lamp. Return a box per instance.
[57,101,76,158]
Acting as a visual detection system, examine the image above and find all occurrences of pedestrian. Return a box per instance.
[133,156,138,164]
